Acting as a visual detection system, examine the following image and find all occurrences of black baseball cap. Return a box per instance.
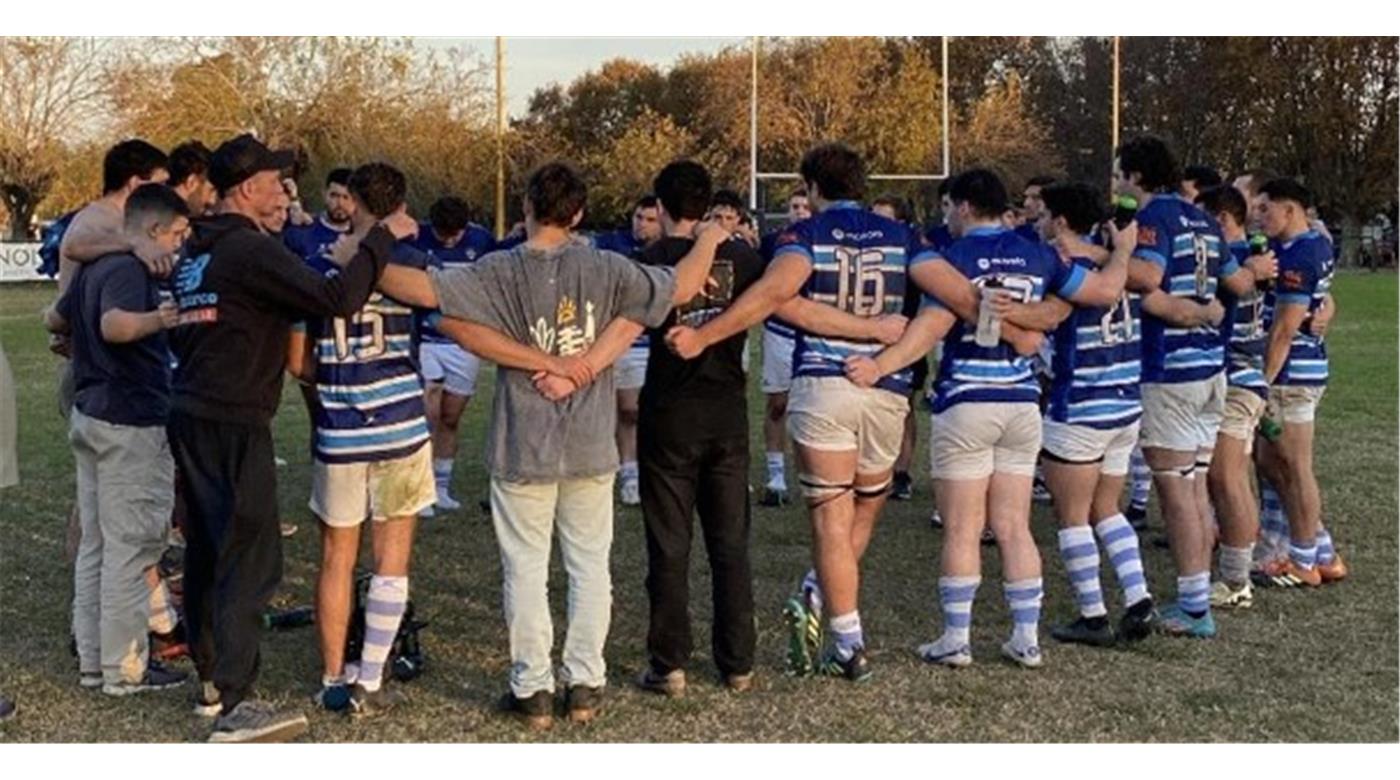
[209,133,295,193]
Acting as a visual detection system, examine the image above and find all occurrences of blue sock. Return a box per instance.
[1288,541,1318,570]
[1176,572,1211,618]
[1057,526,1107,619]
[801,569,824,617]
[1259,480,1288,542]
[358,575,409,691]
[829,611,863,661]
[1095,514,1151,607]
[938,576,980,646]
[1129,449,1152,508]
[1315,528,1335,565]
[1004,578,1043,650]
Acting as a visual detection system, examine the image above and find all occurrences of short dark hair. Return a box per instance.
[1026,175,1057,190]
[871,193,913,224]
[348,162,407,220]
[1183,164,1222,189]
[326,167,353,189]
[799,142,866,202]
[428,196,471,236]
[937,177,953,198]
[1040,182,1105,235]
[711,188,745,212]
[653,161,713,222]
[789,187,808,200]
[102,139,168,195]
[526,161,587,227]
[634,194,659,211]
[1195,184,1247,228]
[1258,177,1313,211]
[1117,135,1179,193]
[167,141,211,186]
[123,182,190,233]
[946,168,1009,219]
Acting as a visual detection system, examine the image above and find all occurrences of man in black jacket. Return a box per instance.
[166,135,415,743]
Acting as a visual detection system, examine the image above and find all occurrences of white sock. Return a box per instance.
[766,452,786,488]
[1218,544,1254,587]
[619,460,639,482]
[1004,578,1043,651]
[433,458,453,492]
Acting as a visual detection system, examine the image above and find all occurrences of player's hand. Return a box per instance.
[548,355,596,389]
[289,202,313,227]
[843,355,882,387]
[985,289,1019,319]
[531,371,578,402]
[1307,300,1334,338]
[693,217,729,245]
[1006,328,1044,357]
[155,301,180,330]
[138,252,174,279]
[870,313,908,345]
[665,325,707,359]
[1203,299,1226,327]
[380,210,418,242]
[1245,250,1277,283]
[48,332,71,359]
[327,234,363,268]
[1104,219,1138,251]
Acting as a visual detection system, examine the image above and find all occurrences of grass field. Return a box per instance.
[1,273,1396,743]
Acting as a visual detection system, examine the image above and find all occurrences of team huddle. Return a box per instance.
[40,129,1341,742]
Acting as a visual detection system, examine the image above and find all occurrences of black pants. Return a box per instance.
[168,411,282,712]
[639,424,755,676]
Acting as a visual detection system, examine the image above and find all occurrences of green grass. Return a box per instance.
[1,273,1396,743]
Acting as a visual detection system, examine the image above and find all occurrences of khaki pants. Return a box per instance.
[489,474,614,697]
[70,410,174,684]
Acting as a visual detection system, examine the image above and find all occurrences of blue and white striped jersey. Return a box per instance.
[759,229,798,340]
[773,201,935,396]
[304,241,430,464]
[1265,230,1333,387]
[1218,239,1269,399]
[1134,194,1237,385]
[925,226,1088,413]
[413,222,495,345]
[1047,256,1142,429]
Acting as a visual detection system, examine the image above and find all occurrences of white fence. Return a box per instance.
[0,243,52,283]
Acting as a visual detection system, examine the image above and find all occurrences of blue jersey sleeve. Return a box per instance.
[908,230,939,267]
[1047,249,1088,299]
[1133,209,1172,269]
[772,221,814,265]
[1276,243,1320,306]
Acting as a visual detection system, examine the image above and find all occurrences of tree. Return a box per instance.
[0,38,111,239]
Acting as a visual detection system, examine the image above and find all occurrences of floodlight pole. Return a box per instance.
[749,36,759,212]
[1111,36,1121,188]
[495,36,507,240]
[941,35,950,177]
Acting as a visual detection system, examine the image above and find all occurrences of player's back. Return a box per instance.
[1048,255,1143,429]
[932,226,1082,413]
[1219,239,1269,397]
[777,202,927,395]
[1134,194,1229,384]
[304,242,430,464]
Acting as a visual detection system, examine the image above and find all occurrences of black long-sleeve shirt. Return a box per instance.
[168,212,392,425]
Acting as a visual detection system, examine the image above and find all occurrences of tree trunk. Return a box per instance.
[6,202,35,241]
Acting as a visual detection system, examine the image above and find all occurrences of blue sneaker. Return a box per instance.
[1156,604,1216,638]
[316,682,352,712]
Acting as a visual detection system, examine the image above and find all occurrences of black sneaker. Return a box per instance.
[816,646,872,683]
[1050,616,1116,648]
[636,666,686,698]
[349,683,404,719]
[760,487,788,508]
[208,700,309,743]
[564,685,603,725]
[1119,598,1157,643]
[890,472,913,501]
[1125,503,1149,530]
[101,660,189,696]
[0,694,15,723]
[315,682,352,713]
[498,690,553,731]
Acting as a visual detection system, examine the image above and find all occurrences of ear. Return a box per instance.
[568,209,584,230]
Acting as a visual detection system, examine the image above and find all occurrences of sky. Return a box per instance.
[427,37,745,117]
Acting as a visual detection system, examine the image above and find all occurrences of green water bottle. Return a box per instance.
[1251,233,1274,291]
[1258,416,1283,442]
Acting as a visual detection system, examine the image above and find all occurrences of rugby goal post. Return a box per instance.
[747,35,952,217]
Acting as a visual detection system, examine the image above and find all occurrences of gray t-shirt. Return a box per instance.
[431,240,677,483]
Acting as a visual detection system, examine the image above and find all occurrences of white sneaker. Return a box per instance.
[1001,641,1044,669]
[1209,580,1254,609]
[418,505,436,518]
[619,478,641,507]
[918,636,972,668]
[435,490,462,512]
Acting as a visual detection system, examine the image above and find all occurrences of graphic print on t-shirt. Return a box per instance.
[530,295,598,357]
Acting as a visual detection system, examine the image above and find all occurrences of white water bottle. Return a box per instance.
[975,280,1004,348]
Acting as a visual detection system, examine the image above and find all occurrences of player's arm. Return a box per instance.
[1139,289,1223,328]
[43,290,72,334]
[285,326,316,384]
[1220,249,1276,297]
[377,264,438,309]
[773,298,906,344]
[1264,302,1309,383]
[991,294,1074,332]
[1061,223,1133,307]
[910,258,979,323]
[668,252,809,358]
[580,317,646,375]
[669,222,728,304]
[436,316,555,374]
[1126,256,1164,295]
[844,306,956,387]
[1308,293,1336,337]
[251,225,403,319]
[60,209,130,265]
[100,305,177,344]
